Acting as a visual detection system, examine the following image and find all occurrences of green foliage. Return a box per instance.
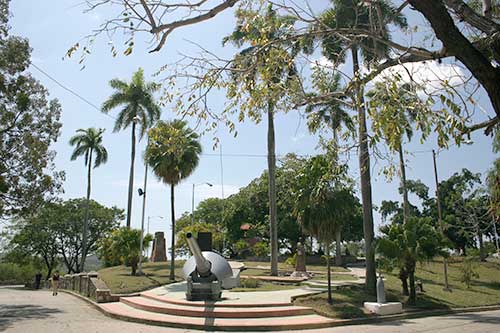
[102,68,161,139]
[460,257,480,289]
[8,199,123,275]
[241,278,260,289]
[69,127,108,168]
[98,227,152,276]
[0,0,63,218]
[145,119,202,186]
[253,241,270,258]
[0,262,40,284]
[175,223,224,256]
[285,253,297,267]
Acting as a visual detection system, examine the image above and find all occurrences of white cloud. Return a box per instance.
[369,60,467,92]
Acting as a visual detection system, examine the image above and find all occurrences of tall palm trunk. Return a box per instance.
[351,46,376,295]
[398,142,410,225]
[126,121,137,228]
[80,149,93,272]
[169,184,176,280]
[332,125,343,267]
[268,103,279,276]
[326,242,333,304]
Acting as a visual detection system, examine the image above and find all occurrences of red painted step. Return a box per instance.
[100,302,336,331]
[120,296,314,318]
[141,291,293,308]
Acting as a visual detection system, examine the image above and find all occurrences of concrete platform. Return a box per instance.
[96,282,335,330]
[364,302,403,315]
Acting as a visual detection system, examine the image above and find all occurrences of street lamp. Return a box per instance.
[192,182,213,225]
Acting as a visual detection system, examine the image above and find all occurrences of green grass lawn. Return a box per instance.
[98,261,185,294]
[294,257,500,319]
[242,261,349,272]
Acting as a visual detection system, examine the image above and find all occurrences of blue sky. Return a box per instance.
[7,1,498,246]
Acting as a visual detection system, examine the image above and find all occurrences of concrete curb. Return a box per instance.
[59,289,500,331]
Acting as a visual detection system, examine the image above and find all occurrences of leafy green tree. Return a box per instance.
[487,129,500,230]
[313,0,407,293]
[99,227,152,275]
[223,5,300,276]
[69,127,108,271]
[145,120,202,280]
[102,68,161,228]
[0,0,63,219]
[377,217,446,305]
[54,199,123,273]
[8,203,60,279]
[293,155,359,304]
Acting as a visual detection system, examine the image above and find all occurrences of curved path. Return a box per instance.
[1,286,499,333]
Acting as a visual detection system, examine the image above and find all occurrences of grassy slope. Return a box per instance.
[294,258,500,319]
[98,261,185,294]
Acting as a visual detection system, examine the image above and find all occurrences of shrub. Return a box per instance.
[460,257,479,289]
[0,263,40,284]
[252,241,269,258]
[285,253,297,267]
[242,278,260,289]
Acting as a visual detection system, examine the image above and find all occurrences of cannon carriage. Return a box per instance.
[182,232,240,301]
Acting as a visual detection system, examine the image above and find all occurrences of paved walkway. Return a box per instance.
[1,286,500,332]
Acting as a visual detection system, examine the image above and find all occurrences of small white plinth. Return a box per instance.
[363,302,403,315]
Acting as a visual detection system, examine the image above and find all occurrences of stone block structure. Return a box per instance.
[150,231,168,262]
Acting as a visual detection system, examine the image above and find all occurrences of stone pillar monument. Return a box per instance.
[291,241,310,278]
[150,232,167,262]
[364,274,403,315]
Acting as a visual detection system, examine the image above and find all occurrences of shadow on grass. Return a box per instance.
[0,304,62,332]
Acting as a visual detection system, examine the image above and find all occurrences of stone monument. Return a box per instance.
[291,241,310,278]
[150,231,167,262]
[364,274,403,315]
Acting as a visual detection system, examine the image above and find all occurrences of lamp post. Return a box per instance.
[192,182,213,225]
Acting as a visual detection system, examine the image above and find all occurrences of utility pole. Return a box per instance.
[138,136,150,276]
[433,149,451,292]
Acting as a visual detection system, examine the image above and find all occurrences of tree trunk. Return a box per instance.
[169,184,176,281]
[335,229,342,266]
[351,46,377,295]
[399,268,409,296]
[326,242,333,304]
[126,121,137,228]
[80,148,92,272]
[478,226,486,262]
[398,143,410,225]
[483,0,492,17]
[407,260,417,305]
[267,104,279,276]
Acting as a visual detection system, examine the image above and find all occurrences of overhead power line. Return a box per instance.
[30,63,117,121]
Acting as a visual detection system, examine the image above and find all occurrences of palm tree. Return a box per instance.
[315,0,407,293]
[223,6,299,276]
[102,68,161,228]
[294,155,358,304]
[145,120,202,280]
[69,127,108,271]
[305,71,354,266]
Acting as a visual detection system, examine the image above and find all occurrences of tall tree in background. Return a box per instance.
[223,6,300,276]
[69,127,108,271]
[145,120,202,280]
[0,0,63,219]
[102,68,161,228]
[316,0,407,293]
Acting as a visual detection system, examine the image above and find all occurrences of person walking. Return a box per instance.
[51,271,60,296]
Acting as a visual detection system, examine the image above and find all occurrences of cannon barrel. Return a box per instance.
[186,233,211,276]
